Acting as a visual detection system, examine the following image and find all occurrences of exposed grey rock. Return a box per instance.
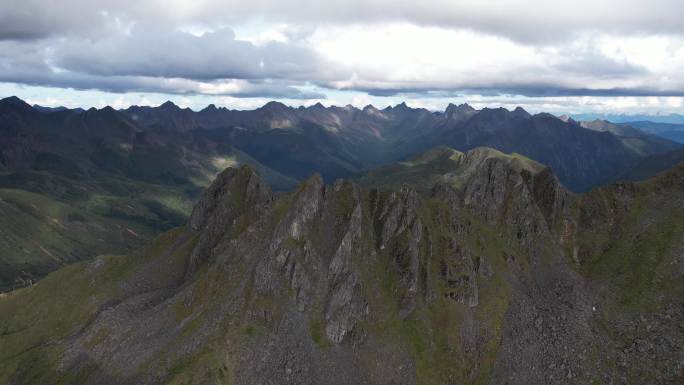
[187,166,273,274]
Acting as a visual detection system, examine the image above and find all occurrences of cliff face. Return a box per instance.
[0,148,681,385]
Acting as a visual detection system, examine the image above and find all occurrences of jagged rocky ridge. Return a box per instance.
[2,95,681,290]
[0,147,681,384]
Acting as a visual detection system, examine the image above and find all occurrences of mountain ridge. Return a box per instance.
[0,146,681,384]
[110,97,684,190]
[1,94,681,290]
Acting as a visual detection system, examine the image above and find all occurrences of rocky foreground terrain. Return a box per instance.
[0,147,681,384]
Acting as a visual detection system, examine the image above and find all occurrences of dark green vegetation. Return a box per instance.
[1,147,681,384]
[619,148,684,182]
[570,164,684,384]
[0,187,150,291]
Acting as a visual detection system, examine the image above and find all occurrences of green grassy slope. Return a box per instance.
[0,142,297,290]
[618,150,684,182]
[0,187,153,291]
[566,163,684,383]
[574,163,684,312]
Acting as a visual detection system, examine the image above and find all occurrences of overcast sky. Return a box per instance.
[1,0,684,115]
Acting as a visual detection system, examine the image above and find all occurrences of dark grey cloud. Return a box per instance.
[0,25,331,98]
[0,71,324,99]
[362,86,684,98]
[0,39,324,98]
[0,1,121,40]
[53,26,343,81]
[1,0,683,44]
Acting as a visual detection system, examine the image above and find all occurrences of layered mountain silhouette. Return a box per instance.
[624,120,684,144]
[4,96,680,192]
[120,100,682,191]
[0,95,681,291]
[1,146,681,384]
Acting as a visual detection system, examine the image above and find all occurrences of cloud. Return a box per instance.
[0,70,325,99]
[52,26,343,81]
[0,30,328,98]
[309,24,684,97]
[0,1,683,103]
[0,1,129,41]
[2,0,683,44]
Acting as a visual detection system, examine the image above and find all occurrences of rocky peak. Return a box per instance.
[261,100,290,112]
[358,146,563,224]
[455,148,558,213]
[362,104,387,119]
[445,102,475,115]
[444,147,546,189]
[201,103,218,112]
[558,114,579,125]
[159,100,180,110]
[512,106,530,117]
[444,103,477,124]
[393,102,410,111]
[0,96,33,112]
[189,166,272,231]
[362,104,379,112]
[187,166,273,273]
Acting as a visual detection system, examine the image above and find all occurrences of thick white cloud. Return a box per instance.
[310,24,684,97]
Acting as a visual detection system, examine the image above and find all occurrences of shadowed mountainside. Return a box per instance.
[121,100,682,191]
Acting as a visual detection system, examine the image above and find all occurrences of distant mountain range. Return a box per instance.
[1,95,683,289]
[620,121,684,144]
[11,96,682,190]
[572,112,684,125]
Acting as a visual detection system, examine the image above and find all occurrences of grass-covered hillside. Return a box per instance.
[567,162,684,383]
[0,98,297,290]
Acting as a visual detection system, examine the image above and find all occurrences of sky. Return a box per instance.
[1,0,684,115]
